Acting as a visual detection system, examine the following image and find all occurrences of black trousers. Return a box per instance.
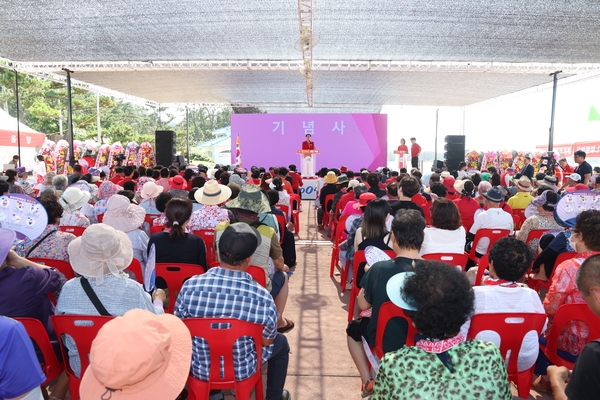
[411,156,419,168]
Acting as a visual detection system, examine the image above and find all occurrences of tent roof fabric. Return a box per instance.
[2,0,600,111]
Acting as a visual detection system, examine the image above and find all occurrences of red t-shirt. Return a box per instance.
[454,197,480,231]
[302,141,315,150]
[397,144,409,153]
[411,143,421,158]
[110,175,123,184]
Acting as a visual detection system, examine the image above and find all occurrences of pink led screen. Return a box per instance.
[230,114,388,172]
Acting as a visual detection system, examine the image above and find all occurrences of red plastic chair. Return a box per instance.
[274,214,286,245]
[246,265,267,288]
[193,230,216,267]
[289,194,301,234]
[328,201,343,242]
[29,257,75,280]
[275,204,290,221]
[512,209,526,230]
[155,263,205,312]
[374,301,419,359]
[96,213,104,223]
[524,229,550,246]
[150,225,165,235]
[532,252,577,293]
[320,194,335,230]
[474,254,489,286]
[51,315,114,399]
[422,253,469,271]
[14,317,63,386]
[512,215,521,233]
[466,228,511,263]
[329,214,350,279]
[183,318,264,400]
[125,258,144,284]
[144,213,162,226]
[540,303,600,370]
[58,225,86,237]
[348,249,396,321]
[467,313,547,399]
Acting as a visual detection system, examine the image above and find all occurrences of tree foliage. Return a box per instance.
[0,68,235,152]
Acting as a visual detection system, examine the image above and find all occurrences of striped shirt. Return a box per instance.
[174,267,277,381]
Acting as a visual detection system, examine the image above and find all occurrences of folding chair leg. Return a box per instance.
[340,260,349,293]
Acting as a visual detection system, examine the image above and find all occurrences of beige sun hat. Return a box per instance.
[58,187,91,212]
[103,194,146,233]
[453,179,466,193]
[68,223,133,284]
[140,181,164,200]
[194,179,232,205]
[515,176,533,192]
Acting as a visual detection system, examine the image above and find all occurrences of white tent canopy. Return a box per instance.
[2,0,600,111]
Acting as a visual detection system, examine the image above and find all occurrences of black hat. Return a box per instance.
[219,223,262,264]
[482,186,504,203]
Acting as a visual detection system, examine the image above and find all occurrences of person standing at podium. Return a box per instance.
[302,133,315,150]
[397,138,409,154]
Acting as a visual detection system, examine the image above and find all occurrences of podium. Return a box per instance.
[297,149,319,177]
[394,150,409,170]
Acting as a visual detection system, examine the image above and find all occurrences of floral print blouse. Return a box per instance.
[543,251,600,355]
[187,205,230,231]
[59,210,91,228]
[517,212,564,252]
[16,224,76,262]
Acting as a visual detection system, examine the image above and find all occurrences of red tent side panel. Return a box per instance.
[0,129,46,147]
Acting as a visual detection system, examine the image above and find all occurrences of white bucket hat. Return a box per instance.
[68,223,133,284]
[140,181,164,200]
[194,180,232,205]
[58,187,91,212]
[103,194,146,233]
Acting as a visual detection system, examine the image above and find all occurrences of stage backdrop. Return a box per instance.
[230,114,387,172]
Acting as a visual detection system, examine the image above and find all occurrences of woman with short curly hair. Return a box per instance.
[373,260,513,399]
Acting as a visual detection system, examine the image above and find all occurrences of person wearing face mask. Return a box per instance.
[540,210,600,364]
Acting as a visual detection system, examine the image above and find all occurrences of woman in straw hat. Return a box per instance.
[187,180,232,231]
[56,224,166,378]
[103,194,148,270]
[58,186,91,228]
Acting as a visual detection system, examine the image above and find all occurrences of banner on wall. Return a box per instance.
[573,141,600,158]
[231,114,388,172]
[535,143,573,157]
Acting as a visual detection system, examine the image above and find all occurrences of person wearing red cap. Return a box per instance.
[442,176,459,200]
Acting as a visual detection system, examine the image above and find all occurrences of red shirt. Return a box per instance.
[411,143,421,158]
[454,196,480,231]
[338,191,355,214]
[110,175,123,184]
[289,171,304,190]
[117,177,134,187]
[397,144,409,153]
[302,140,315,150]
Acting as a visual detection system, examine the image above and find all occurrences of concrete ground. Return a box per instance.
[243,200,554,400]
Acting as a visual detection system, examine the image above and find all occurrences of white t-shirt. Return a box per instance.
[419,226,466,256]
[460,285,547,372]
[469,208,514,254]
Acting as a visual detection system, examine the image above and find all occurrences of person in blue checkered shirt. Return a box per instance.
[175,223,291,400]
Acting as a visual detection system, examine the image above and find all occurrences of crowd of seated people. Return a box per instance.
[1,154,600,400]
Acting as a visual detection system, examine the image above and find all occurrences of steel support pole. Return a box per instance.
[548,71,561,152]
[13,69,21,166]
[63,68,76,166]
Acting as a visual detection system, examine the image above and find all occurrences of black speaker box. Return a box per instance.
[155,130,176,167]
[444,135,465,172]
